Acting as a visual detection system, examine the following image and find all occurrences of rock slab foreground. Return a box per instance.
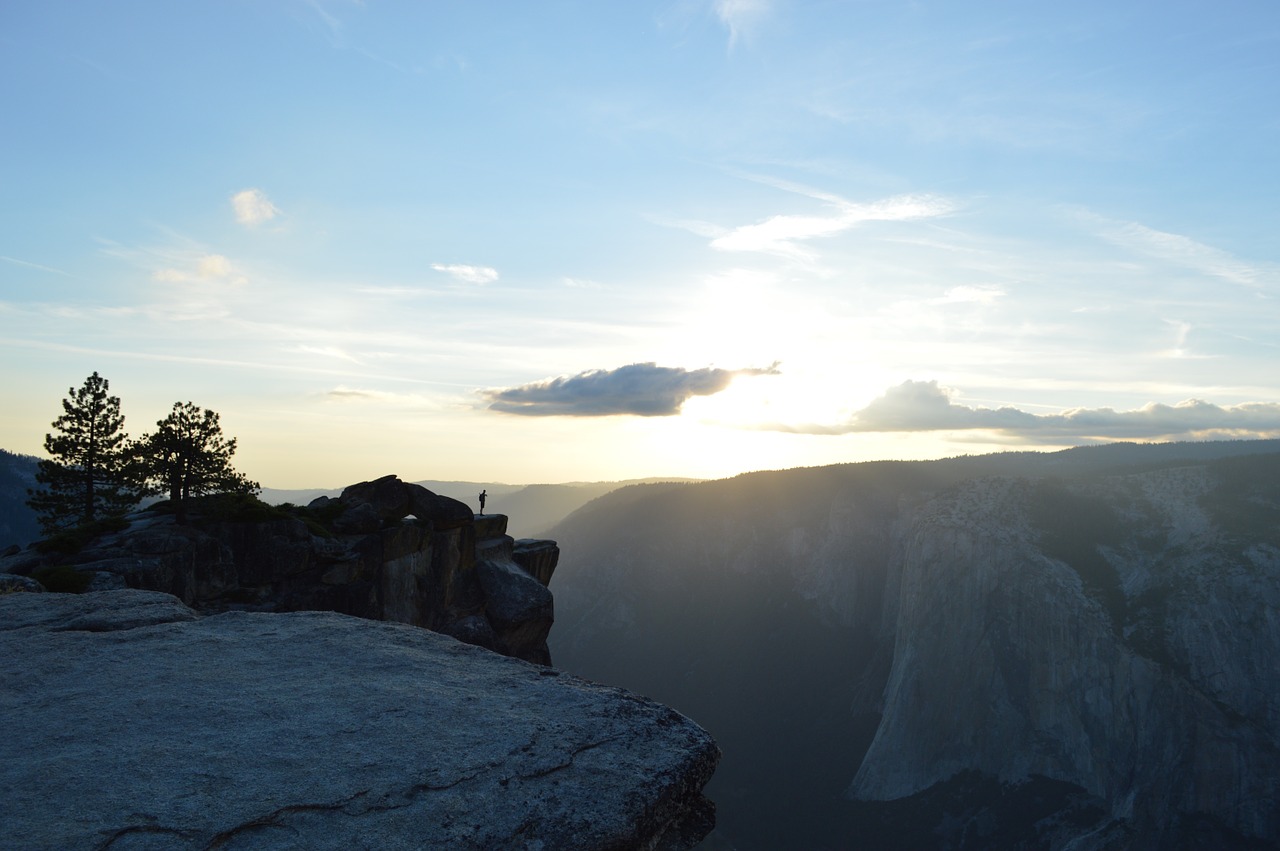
[1,590,719,850]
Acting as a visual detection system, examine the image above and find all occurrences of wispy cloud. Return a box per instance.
[714,0,771,49]
[323,386,443,409]
[1080,211,1274,291]
[483,361,781,417]
[432,263,499,285]
[768,379,1280,442]
[930,285,1006,305]
[299,1,420,73]
[231,188,281,226]
[0,255,72,276]
[289,345,361,363]
[1160,319,1199,360]
[153,254,248,286]
[303,0,346,45]
[711,193,954,257]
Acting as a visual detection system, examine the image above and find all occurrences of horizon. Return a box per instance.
[3,2,1278,488]
[11,436,1279,496]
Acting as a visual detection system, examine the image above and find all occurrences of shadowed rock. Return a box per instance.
[0,475,561,664]
[513,538,560,586]
[0,589,718,850]
[331,474,474,532]
[0,573,43,593]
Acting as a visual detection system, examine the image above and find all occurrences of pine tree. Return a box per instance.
[137,402,259,523]
[27,372,137,534]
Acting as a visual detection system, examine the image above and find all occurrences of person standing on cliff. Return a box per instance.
[478,489,487,515]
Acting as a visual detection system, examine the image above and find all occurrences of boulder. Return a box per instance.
[0,572,43,593]
[439,612,499,652]
[335,474,473,531]
[513,538,560,586]
[474,516,556,664]
[0,589,719,850]
[477,556,555,664]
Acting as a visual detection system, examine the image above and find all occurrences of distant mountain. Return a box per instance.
[0,450,41,550]
[4,450,692,550]
[260,477,698,539]
[548,440,1280,850]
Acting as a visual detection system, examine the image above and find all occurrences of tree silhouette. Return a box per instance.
[26,372,138,534]
[136,402,259,524]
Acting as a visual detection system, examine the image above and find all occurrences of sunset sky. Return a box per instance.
[3,1,1278,487]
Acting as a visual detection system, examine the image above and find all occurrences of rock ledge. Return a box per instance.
[1,590,719,850]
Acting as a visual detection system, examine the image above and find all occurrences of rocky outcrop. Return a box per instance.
[0,572,43,593]
[0,475,561,664]
[0,589,719,850]
[475,520,555,667]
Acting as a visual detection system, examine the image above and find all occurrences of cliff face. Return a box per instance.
[549,445,1280,849]
[0,449,40,550]
[0,589,719,850]
[1,475,560,664]
[853,469,1280,841]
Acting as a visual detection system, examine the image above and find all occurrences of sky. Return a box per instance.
[2,1,1278,488]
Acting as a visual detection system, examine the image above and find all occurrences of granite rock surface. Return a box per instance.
[0,589,718,850]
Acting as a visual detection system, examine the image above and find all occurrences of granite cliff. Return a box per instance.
[549,442,1280,849]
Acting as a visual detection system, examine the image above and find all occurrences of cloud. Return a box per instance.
[323,386,442,409]
[326,387,387,401]
[306,0,343,38]
[327,388,377,400]
[710,193,954,257]
[231,188,281,226]
[290,345,361,363]
[483,361,781,417]
[0,255,72,276]
[714,0,770,49]
[198,255,235,278]
[1079,212,1273,291]
[930,285,1005,305]
[773,380,1280,442]
[432,263,499,285]
[842,381,1039,433]
[152,253,247,286]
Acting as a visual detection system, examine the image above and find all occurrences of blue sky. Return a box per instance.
[2,1,1278,487]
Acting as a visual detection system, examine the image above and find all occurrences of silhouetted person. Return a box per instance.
[478,489,487,515]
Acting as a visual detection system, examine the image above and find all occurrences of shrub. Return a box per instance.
[149,492,290,524]
[31,565,93,593]
[285,501,344,538]
[34,515,130,555]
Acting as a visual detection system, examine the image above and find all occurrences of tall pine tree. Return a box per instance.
[27,372,137,534]
[137,402,259,524]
